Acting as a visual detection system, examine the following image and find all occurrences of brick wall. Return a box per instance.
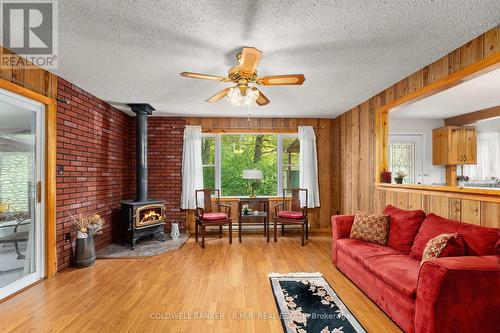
[56,79,135,271]
[56,79,186,271]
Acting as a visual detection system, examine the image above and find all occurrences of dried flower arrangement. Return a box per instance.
[70,213,106,238]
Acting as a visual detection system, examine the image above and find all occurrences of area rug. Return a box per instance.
[269,272,366,333]
[96,233,189,258]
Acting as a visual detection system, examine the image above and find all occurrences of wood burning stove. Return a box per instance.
[121,104,165,249]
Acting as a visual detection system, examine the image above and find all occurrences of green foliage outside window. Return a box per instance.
[221,134,277,196]
[201,134,300,197]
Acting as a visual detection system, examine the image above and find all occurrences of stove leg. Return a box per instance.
[132,237,138,250]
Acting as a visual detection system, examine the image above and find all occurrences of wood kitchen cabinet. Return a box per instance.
[432,126,477,165]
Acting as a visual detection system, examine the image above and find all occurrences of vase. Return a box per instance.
[394,177,404,184]
[170,220,180,240]
[74,233,96,268]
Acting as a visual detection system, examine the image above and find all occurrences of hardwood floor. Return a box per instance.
[0,232,401,333]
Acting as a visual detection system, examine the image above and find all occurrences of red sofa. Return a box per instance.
[331,207,500,333]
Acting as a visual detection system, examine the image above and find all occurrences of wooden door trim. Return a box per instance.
[0,77,57,278]
[375,52,500,186]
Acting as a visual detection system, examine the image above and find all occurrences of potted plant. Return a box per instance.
[70,213,105,268]
[456,175,470,187]
[394,171,407,184]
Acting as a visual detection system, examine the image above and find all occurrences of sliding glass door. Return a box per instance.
[0,88,44,299]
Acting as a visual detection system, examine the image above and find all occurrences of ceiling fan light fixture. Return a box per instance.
[227,86,259,107]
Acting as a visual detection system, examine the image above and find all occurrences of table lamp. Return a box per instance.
[242,169,263,197]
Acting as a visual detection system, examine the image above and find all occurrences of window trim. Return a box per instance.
[202,132,300,197]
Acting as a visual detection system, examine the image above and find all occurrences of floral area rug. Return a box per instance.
[269,272,366,333]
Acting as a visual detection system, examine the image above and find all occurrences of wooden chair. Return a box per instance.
[274,188,308,246]
[195,189,232,248]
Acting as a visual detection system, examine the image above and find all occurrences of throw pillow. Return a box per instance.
[383,205,426,254]
[421,233,465,266]
[350,211,390,246]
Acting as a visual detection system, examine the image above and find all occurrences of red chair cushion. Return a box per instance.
[201,212,228,221]
[383,204,426,254]
[277,211,304,219]
[410,213,500,259]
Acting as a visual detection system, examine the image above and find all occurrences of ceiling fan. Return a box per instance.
[180,47,305,106]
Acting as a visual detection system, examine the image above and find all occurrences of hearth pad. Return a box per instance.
[96,234,189,258]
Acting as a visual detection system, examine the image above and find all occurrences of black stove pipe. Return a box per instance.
[128,104,155,202]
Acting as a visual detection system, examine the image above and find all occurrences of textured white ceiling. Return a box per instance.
[54,1,500,118]
[391,68,500,119]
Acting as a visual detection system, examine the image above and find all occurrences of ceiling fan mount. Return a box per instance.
[180,47,305,106]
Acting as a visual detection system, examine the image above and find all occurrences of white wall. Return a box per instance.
[389,118,446,185]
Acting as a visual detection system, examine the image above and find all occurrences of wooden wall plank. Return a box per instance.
[340,114,346,214]
[460,37,484,69]
[429,196,450,218]
[385,190,396,207]
[483,26,499,57]
[395,191,409,209]
[428,55,449,83]
[359,102,370,212]
[408,193,422,210]
[460,199,481,225]
[480,202,499,228]
[449,198,461,220]
[345,111,352,213]
[351,106,360,211]
[375,189,386,213]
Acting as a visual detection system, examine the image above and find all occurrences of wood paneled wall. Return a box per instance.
[332,26,500,218]
[0,47,57,98]
[185,117,335,230]
[375,186,499,228]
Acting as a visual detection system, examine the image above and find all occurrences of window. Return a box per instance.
[201,135,216,190]
[389,134,423,184]
[201,133,300,196]
[281,135,300,190]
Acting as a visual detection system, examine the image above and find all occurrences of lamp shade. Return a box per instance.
[242,169,263,180]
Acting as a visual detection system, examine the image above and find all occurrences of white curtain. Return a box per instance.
[298,126,320,207]
[180,126,204,209]
[463,132,500,180]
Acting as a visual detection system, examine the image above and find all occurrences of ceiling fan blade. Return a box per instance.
[206,88,230,103]
[180,72,226,81]
[239,47,262,76]
[256,74,305,86]
[254,88,270,106]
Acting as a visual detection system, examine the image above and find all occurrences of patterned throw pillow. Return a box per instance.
[421,233,464,266]
[350,211,390,246]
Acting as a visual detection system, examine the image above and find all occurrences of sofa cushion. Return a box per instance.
[383,204,426,253]
[421,233,465,266]
[350,211,390,246]
[411,213,500,259]
[363,254,420,298]
[336,238,401,266]
[277,211,304,219]
[201,212,228,221]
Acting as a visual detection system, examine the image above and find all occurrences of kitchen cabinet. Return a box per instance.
[432,126,477,165]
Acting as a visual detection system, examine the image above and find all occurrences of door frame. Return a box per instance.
[0,87,46,299]
[0,78,57,280]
